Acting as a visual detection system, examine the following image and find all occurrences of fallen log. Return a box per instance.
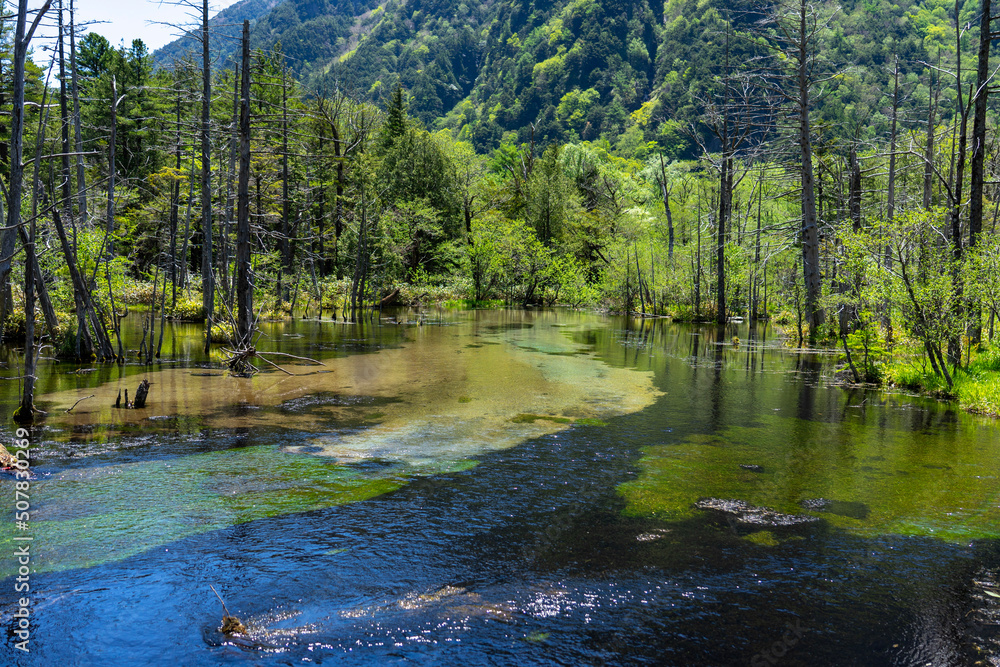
[380,287,401,307]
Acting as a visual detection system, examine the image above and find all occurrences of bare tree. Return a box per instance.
[9,0,51,425]
[758,0,836,338]
[235,20,253,347]
[200,0,213,353]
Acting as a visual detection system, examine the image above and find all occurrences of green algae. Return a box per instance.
[743,530,780,547]
[511,413,573,424]
[4,310,663,577]
[574,417,608,426]
[0,444,407,577]
[510,414,607,426]
[619,414,1000,543]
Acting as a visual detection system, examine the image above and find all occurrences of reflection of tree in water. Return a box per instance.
[795,353,823,422]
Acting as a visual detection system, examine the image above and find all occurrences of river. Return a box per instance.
[0,308,998,665]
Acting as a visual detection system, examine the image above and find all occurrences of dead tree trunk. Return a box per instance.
[53,209,111,357]
[222,64,238,305]
[57,0,71,216]
[170,92,181,307]
[201,0,214,353]
[69,0,86,222]
[107,76,118,246]
[132,379,150,408]
[0,0,51,312]
[235,21,253,347]
[969,0,992,343]
[924,59,938,211]
[796,0,822,338]
[659,152,674,259]
[279,60,291,303]
[887,56,899,224]
[14,209,37,424]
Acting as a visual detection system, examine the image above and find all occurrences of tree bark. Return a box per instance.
[797,0,822,337]
[170,92,181,307]
[924,59,938,211]
[0,0,51,294]
[201,0,214,353]
[57,0,71,215]
[236,21,253,347]
[887,56,899,223]
[659,152,674,259]
[69,0,86,222]
[107,76,118,248]
[970,0,992,250]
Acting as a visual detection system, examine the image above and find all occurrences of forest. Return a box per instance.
[2,0,1000,422]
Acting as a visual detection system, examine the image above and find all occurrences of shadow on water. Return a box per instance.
[0,311,998,665]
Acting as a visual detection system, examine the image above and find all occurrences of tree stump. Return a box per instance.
[133,379,150,409]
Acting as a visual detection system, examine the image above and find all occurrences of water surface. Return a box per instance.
[0,309,998,665]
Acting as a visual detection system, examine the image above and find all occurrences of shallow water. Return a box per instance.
[1,309,999,665]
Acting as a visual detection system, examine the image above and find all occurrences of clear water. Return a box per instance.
[0,309,998,665]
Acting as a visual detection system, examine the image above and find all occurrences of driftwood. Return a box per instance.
[66,394,95,413]
[380,287,401,307]
[115,379,150,409]
[223,348,325,378]
[211,585,246,636]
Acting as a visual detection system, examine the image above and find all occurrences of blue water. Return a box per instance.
[0,310,998,665]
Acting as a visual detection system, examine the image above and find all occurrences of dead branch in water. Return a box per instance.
[254,353,294,375]
[66,394,95,413]
[222,348,325,377]
[256,351,325,366]
[210,585,246,635]
[221,347,260,377]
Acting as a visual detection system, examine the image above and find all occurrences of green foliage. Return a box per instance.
[525,144,575,244]
[17,2,1000,424]
[169,298,206,322]
[80,36,164,186]
[843,324,890,382]
[468,212,551,304]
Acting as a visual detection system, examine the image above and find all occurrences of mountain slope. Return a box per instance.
[156,0,956,153]
[153,0,285,68]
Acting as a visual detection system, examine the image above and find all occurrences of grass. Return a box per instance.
[886,342,1000,416]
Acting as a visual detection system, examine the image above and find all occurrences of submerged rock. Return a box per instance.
[695,498,821,526]
[799,498,870,520]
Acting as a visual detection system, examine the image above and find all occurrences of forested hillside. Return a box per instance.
[0,0,999,422]
[158,0,966,152]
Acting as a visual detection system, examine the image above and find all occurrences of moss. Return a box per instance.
[11,404,32,425]
[574,417,608,426]
[743,530,780,547]
[619,416,1000,543]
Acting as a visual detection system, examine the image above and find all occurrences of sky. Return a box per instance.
[64,0,240,53]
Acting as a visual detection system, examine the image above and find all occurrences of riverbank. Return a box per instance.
[885,343,1000,417]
